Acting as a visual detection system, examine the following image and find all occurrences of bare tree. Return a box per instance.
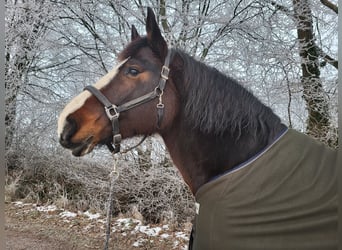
[5,0,55,150]
[293,0,337,145]
[7,0,338,157]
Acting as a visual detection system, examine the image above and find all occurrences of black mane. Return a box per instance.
[172,49,282,140]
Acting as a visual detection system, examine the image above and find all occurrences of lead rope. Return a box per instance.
[104,153,120,250]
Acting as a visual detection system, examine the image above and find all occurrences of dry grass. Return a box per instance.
[5,202,191,249]
[5,137,195,226]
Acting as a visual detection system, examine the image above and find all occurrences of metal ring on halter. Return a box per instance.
[154,86,163,96]
[157,103,165,109]
[157,91,164,109]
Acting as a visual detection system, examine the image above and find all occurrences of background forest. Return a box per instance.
[5,0,338,225]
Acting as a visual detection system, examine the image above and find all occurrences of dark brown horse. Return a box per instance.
[58,8,337,250]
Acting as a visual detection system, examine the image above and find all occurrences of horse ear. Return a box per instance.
[131,25,140,41]
[145,7,168,60]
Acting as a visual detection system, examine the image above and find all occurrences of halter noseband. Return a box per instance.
[84,50,172,154]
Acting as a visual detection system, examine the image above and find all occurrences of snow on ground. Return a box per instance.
[12,202,189,249]
[35,204,58,212]
[60,211,77,218]
[84,210,101,220]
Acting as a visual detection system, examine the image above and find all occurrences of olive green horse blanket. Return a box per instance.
[192,129,337,250]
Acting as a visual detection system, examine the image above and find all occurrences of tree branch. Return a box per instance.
[268,0,294,19]
[316,46,338,69]
[320,0,338,14]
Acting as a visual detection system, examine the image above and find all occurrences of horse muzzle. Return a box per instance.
[59,118,95,156]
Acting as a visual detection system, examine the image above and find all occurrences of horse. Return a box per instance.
[57,7,337,250]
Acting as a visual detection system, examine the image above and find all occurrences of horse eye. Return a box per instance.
[127,67,140,77]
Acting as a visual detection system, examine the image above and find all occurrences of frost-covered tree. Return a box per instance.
[5,0,55,149]
[292,0,337,145]
[6,0,338,153]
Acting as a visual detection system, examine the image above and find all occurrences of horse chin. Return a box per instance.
[71,136,96,157]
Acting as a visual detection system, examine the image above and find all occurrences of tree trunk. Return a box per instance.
[5,62,22,151]
[292,0,331,143]
[5,1,49,150]
[5,38,30,150]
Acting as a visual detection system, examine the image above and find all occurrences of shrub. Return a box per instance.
[5,137,195,225]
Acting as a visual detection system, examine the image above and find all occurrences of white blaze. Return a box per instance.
[57,58,129,137]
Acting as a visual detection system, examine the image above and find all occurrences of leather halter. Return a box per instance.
[84,50,172,154]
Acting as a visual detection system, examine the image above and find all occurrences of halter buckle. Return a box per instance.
[161,65,170,80]
[113,134,122,144]
[105,105,119,120]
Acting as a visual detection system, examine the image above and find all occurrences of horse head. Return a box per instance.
[57,8,179,156]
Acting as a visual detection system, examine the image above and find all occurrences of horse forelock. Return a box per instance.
[57,58,129,137]
[119,38,149,61]
[119,37,166,63]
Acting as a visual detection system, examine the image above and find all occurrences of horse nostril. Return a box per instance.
[59,118,77,148]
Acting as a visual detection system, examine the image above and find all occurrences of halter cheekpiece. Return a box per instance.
[84,50,172,154]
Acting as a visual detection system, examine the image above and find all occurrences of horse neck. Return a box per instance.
[161,119,285,194]
[160,50,286,194]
